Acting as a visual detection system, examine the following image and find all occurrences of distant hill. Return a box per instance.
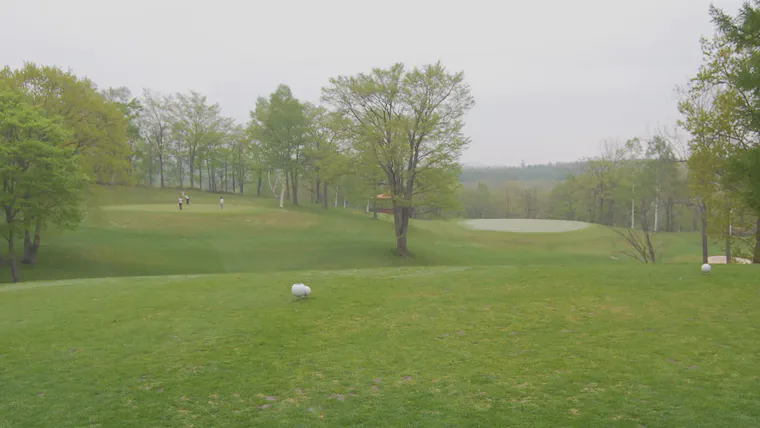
[460,162,583,184]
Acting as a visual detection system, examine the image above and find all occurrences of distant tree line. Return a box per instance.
[459,162,583,185]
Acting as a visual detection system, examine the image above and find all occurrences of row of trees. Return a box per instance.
[133,64,473,256]
[1,61,474,281]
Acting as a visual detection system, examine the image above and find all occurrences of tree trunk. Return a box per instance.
[232,169,236,193]
[22,221,41,265]
[754,217,760,264]
[315,177,321,203]
[725,227,732,265]
[148,155,154,186]
[257,170,263,197]
[654,195,659,232]
[207,160,212,192]
[291,171,299,206]
[334,188,338,207]
[640,199,656,263]
[178,158,184,188]
[700,202,709,264]
[23,229,32,263]
[224,160,228,192]
[607,199,615,226]
[190,160,195,188]
[279,171,286,208]
[631,199,635,228]
[323,182,329,209]
[159,154,165,188]
[666,198,674,232]
[393,203,411,257]
[285,172,290,200]
[6,220,18,283]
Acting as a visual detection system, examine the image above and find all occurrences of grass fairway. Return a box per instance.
[0,186,723,283]
[1,265,759,427]
[1,186,758,426]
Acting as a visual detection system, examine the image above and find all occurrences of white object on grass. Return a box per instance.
[291,283,311,298]
[701,263,712,274]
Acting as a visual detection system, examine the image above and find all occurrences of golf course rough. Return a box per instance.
[462,219,591,233]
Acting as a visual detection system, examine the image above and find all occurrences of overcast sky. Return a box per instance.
[1,0,747,166]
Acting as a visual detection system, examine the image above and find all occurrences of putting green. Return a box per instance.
[99,204,270,214]
[463,218,591,233]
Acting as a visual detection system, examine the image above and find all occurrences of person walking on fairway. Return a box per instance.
[178,196,183,211]
[185,194,190,205]
[220,196,224,210]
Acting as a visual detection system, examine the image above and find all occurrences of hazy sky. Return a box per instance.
[1,0,747,166]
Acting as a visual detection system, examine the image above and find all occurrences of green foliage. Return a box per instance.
[0,91,88,281]
[322,62,474,254]
[248,85,311,205]
[726,145,760,214]
[0,63,131,184]
[172,91,228,190]
[679,2,760,262]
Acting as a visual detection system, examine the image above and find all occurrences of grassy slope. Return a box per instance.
[1,186,756,427]
[1,265,759,427]
[1,186,718,283]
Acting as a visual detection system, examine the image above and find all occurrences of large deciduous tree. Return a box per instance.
[322,62,474,256]
[680,3,760,263]
[1,63,123,265]
[0,91,88,282]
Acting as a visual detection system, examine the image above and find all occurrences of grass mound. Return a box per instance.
[1,264,758,427]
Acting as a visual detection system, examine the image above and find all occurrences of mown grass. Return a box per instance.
[0,186,721,283]
[1,186,756,426]
[1,264,759,427]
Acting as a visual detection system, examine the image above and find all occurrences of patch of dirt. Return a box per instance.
[707,255,752,264]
